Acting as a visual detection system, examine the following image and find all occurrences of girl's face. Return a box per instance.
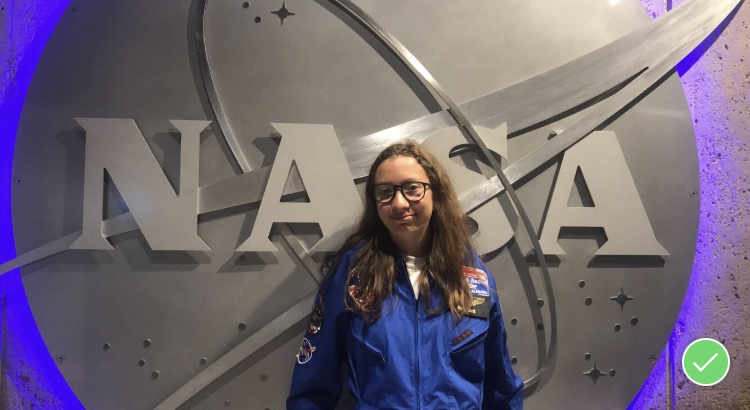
[373,155,434,256]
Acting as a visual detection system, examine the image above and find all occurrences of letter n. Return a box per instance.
[70,119,210,251]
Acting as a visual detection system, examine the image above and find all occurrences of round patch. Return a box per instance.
[296,338,317,365]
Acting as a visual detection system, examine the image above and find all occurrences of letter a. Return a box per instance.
[236,123,361,253]
[538,131,668,256]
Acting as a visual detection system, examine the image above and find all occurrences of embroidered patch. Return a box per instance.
[452,329,474,345]
[296,338,316,364]
[467,296,491,318]
[462,267,490,298]
[348,284,372,304]
[307,304,323,335]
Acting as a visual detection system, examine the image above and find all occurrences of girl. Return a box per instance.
[288,141,523,409]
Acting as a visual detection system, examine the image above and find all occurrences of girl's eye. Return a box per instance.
[404,184,419,194]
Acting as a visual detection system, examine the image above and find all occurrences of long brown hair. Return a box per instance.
[321,141,474,322]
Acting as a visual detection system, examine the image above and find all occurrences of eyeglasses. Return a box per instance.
[373,182,430,204]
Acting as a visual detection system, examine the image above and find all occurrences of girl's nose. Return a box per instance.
[391,190,410,209]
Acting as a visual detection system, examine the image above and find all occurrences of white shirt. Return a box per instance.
[404,255,426,299]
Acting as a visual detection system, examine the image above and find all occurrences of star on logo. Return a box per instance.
[271,2,295,25]
[583,362,607,385]
[610,287,635,310]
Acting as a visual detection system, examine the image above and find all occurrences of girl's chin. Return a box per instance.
[389,221,417,230]
[388,225,427,237]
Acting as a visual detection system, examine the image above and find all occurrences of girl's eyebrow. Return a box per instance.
[374,178,424,184]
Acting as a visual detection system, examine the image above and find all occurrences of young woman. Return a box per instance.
[288,141,523,409]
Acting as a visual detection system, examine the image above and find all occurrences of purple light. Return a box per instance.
[0,0,739,407]
[631,0,740,407]
[0,1,83,408]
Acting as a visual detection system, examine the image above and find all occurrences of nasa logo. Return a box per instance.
[296,338,317,365]
[5,0,741,408]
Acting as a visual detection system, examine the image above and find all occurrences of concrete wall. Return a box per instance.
[631,0,750,409]
[0,1,77,408]
[1,0,748,408]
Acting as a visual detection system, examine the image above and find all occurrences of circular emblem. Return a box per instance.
[8,0,724,408]
[296,338,317,365]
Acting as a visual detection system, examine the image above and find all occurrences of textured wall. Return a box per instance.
[0,0,748,409]
[632,0,750,408]
[0,0,80,408]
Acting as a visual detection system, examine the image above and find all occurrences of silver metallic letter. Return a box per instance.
[70,119,211,251]
[538,131,668,256]
[423,125,515,255]
[236,123,361,253]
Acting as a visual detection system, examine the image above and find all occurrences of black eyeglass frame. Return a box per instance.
[373,182,431,204]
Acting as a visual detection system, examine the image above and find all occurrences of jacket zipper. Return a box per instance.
[415,284,421,410]
[401,257,421,409]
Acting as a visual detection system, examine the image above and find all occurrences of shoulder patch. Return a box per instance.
[296,338,316,364]
[462,266,490,298]
[307,304,323,335]
[348,284,372,304]
[463,267,491,318]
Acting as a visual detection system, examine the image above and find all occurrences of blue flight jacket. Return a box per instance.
[287,247,523,409]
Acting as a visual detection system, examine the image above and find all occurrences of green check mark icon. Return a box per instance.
[682,338,730,386]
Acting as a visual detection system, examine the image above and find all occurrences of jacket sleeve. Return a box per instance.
[477,259,524,410]
[287,254,352,410]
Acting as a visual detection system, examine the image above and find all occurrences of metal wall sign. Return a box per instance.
[5,0,742,408]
